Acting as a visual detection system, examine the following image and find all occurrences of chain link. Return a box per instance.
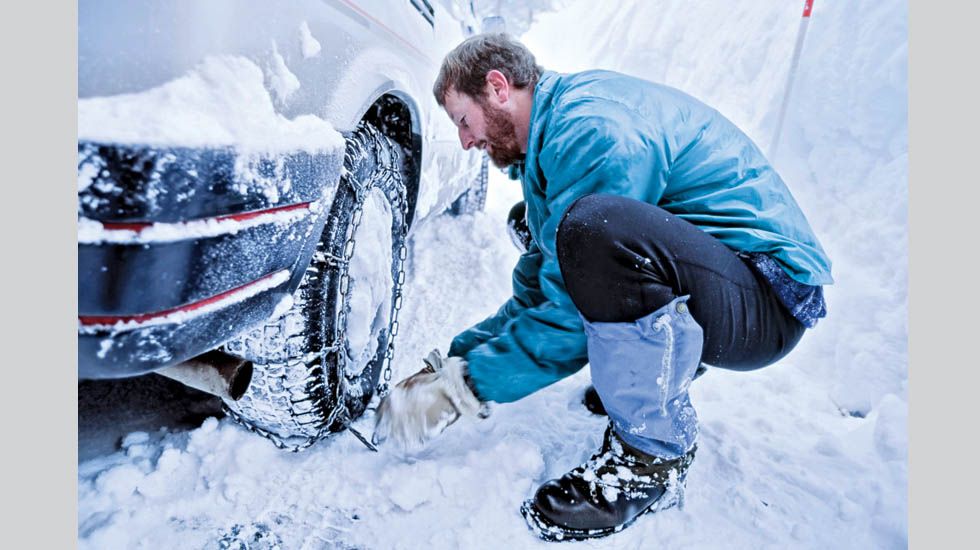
[225,406,323,452]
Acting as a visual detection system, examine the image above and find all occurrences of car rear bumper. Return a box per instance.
[78,141,343,378]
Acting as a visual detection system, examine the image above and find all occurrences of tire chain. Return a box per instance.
[334,123,407,402]
[225,124,408,452]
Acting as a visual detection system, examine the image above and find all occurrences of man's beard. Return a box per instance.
[480,102,524,168]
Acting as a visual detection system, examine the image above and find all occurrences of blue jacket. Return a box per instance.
[450,70,832,403]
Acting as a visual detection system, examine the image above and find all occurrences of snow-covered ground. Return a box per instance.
[78,1,908,548]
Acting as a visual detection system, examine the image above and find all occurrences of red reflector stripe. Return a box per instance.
[100,202,312,232]
[78,271,286,326]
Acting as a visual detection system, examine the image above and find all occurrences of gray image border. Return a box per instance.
[3,1,963,546]
[3,1,78,547]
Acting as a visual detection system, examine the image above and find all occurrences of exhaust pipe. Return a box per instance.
[156,350,253,401]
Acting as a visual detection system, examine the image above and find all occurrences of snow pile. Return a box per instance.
[78,55,344,153]
[79,1,907,548]
[778,1,908,416]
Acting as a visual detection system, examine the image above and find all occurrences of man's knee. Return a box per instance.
[556,194,619,269]
[556,194,643,319]
[557,194,683,322]
[557,194,667,272]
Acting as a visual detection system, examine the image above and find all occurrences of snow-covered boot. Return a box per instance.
[520,423,696,541]
[525,295,703,540]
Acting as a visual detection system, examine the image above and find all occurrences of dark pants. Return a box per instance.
[555,194,804,370]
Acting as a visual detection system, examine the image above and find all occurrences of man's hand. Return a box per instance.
[372,349,485,451]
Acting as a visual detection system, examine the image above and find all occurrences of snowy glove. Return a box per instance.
[372,349,485,451]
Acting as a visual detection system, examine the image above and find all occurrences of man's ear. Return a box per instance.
[485,69,510,104]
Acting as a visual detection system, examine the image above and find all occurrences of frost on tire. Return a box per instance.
[222,123,409,451]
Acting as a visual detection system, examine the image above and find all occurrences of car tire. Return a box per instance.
[449,155,488,215]
[221,122,409,451]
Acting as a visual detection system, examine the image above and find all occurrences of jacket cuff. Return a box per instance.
[460,362,486,402]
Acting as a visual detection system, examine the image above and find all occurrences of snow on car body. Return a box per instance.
[77,0,486,448]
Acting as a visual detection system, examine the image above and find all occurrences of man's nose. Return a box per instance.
[459,128,475,150]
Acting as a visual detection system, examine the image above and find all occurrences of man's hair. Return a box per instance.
[433,33,544,106]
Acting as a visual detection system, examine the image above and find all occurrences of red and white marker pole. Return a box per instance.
[770,0,814,163]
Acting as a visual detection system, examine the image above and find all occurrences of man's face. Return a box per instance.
[443,88,524,168]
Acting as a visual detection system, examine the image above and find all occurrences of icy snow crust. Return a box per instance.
[78,1,907,548]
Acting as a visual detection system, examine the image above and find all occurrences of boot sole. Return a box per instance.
[519,486,684,542]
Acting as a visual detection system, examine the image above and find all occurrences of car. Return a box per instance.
[77,0,488,450]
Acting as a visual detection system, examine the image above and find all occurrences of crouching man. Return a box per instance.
[373,33,832,541]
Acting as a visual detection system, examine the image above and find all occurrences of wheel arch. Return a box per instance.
[356,88,424,231]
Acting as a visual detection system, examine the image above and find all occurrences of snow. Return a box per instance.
[344,187,395,375]
[77,203,316,244]
[77,159,100,192]
[233,154,297,204]
[78,270,291,334]
[78,55,344,154]
[78,0,907,548]
[298,21,322,59]
[652,312,676,415]
[267,42,302,105]
[271,295,296,320]
[96,338,113,359]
